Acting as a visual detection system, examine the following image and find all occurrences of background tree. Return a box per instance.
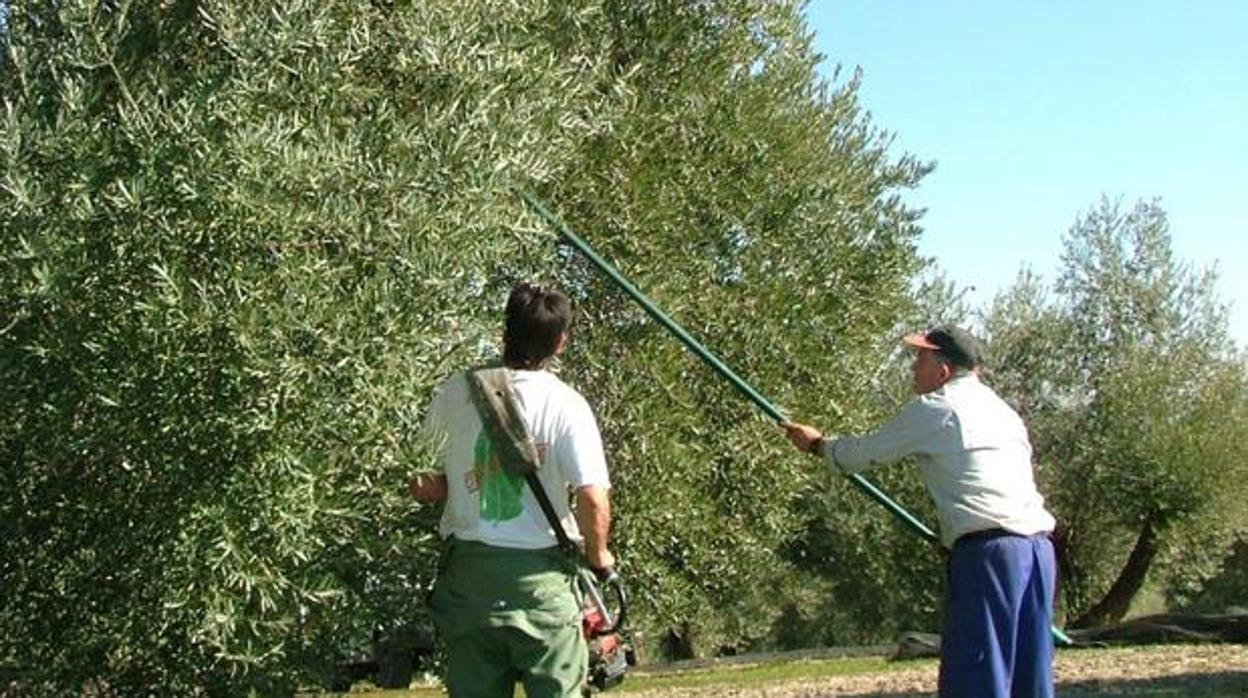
[1169,538,1248,613]
[983,198,1248,628]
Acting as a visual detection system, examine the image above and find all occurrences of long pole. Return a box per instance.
[518,190,1073,646]
[519,190,937,542]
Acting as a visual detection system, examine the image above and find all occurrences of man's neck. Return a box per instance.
[504,360,548,371]
[922,371,975,395]
[943,371,976,387]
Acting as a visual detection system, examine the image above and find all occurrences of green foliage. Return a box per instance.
[983,198,1248,624]
[1170,537,1248,613]
[538,2,931,654]
[769,273,971,646]
[2,0,628,692]
[1,0,931,690]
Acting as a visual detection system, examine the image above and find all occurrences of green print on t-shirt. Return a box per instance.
[473,430,524,521]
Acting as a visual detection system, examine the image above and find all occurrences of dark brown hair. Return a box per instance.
[503,282,572,368]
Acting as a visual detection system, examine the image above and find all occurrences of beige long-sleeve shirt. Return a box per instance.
[818,374,1055,548]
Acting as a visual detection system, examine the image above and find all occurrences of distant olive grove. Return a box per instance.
[2,2,1244,694]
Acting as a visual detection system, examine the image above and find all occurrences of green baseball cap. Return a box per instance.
[902,326,982,370]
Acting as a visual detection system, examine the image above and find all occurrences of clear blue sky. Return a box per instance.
[807,1,1248,347]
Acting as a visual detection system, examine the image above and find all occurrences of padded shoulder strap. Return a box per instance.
[466,367,541,477]
[466,367,576,553]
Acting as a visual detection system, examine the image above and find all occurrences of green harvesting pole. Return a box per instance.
[518,190,938,544]
[519,191,1074,646]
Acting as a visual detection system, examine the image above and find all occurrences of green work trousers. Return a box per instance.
[430,538,587,698]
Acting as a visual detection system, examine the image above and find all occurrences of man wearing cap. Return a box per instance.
[783,327,1057,698]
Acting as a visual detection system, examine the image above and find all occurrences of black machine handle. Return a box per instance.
[582,568,628,637]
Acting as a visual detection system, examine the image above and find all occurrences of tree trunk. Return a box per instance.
[1051,526,1076,614]
[1070,517,1161,629]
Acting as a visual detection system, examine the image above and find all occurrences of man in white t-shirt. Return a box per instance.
[783,327,1057,698]
[410,282,614,698]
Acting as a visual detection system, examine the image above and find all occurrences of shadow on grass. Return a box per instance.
[1058,670,1248,697]
[850,670,1248,698]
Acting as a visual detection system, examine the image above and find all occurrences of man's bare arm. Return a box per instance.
[575,484,615,572]
[409,474,447,503]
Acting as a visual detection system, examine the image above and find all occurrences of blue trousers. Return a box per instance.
[939,532,1056,698]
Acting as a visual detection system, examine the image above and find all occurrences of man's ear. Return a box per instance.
[554,331,568,355]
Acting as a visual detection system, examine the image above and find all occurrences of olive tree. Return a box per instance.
[1,0,628,692]
[983,198,1248,627]
[541,2,933,653]
[3,1,938,690]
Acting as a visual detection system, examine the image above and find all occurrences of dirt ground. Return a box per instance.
[625,644,1248,697]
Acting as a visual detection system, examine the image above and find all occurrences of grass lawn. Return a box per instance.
[328,654,914,696]
[616,654,915,694]
[334,644,1248,697]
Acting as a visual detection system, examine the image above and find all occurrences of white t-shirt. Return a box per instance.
[822,373,1056,548]
[423,368,610,549]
